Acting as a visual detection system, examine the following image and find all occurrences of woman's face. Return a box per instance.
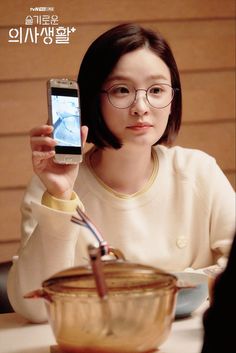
[100,47,172,148]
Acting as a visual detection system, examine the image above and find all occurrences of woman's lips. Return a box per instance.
[127,123,152,131]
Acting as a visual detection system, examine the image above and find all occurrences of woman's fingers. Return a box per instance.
[30,124,57,152]
[30,125,88,149]
[30,125,88,169]
[32,150,55,172]
[30,135,57,151]
[32,150,55,160]
[29,124,53,137]
[31,147,55,175]
[81,125,88,147]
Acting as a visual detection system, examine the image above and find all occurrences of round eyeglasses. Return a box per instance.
[101,83,179,109]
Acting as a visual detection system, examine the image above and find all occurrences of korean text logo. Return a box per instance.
[8,9,76,45]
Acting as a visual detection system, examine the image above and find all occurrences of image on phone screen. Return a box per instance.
[51,90,81,147]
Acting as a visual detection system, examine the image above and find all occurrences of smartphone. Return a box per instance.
[47,78,82,164]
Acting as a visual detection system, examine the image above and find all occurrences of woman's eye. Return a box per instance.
[111,85,130,95]
[149,86,163,94]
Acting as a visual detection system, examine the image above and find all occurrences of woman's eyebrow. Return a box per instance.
[105,75,129,83]
[105,74,169,83]
[147,74,169,81]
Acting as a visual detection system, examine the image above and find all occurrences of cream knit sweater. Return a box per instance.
[7,145,235,322]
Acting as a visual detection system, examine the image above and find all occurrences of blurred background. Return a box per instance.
[0,0,235,261]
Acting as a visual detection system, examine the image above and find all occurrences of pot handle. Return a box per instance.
[107,246,126,260]
[24,289,53,302]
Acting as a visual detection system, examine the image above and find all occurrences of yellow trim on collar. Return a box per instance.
[86,147,158,199]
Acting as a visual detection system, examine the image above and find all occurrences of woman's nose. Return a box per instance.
[130,91,149,116]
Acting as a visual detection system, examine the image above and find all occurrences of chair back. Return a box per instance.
[0,261,14,313]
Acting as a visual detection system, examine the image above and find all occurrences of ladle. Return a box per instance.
[88,245,114,336]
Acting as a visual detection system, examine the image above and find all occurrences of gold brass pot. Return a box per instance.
[26,261,179,353]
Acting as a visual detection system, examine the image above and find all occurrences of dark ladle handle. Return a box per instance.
[88,245,108,299]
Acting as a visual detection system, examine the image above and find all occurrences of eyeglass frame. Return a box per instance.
[100,83,180,109]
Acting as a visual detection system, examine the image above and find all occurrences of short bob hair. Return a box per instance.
[78,23,182,148]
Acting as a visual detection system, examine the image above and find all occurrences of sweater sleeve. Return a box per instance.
[7,175,83,323]
[207,160,235,261]
[174,149,235,273]
[190,156,236,275]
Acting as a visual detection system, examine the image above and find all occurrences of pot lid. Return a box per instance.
[42,261,177,295]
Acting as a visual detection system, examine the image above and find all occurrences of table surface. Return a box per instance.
[0,303,208,353]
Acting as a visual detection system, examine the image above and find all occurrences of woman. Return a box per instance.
[7,23,235,323]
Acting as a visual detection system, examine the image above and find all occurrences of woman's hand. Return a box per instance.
[30,124,88,200]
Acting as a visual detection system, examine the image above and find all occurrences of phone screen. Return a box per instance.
[51,87,82,154]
